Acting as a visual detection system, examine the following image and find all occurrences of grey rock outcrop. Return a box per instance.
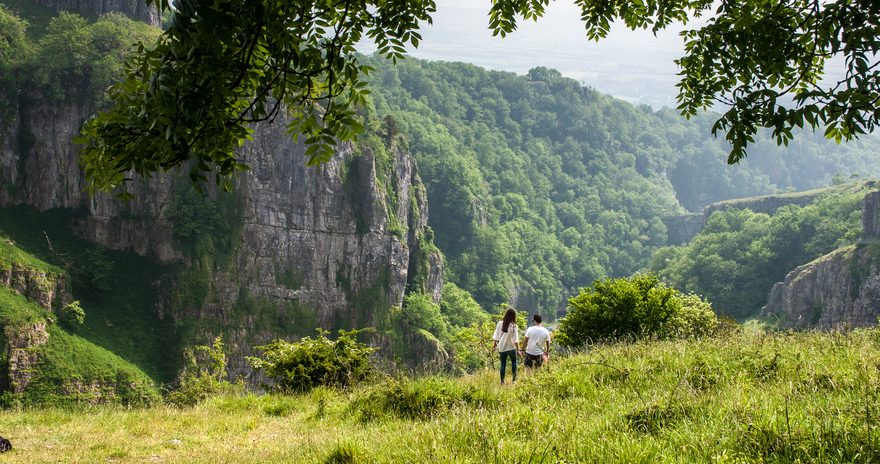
[0,94,182,263]
[663,213,703,246]
[861,189,880,238]
[1,90,443,379]
[762,246,880,329]
[0,265,69,311]
[1,322,50,393]
[762,188,880,329]
[34,0,160,26]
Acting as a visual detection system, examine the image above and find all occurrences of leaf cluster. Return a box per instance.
[249,328,376,393]
[79,0,436,195]
[557,273,718,346]
[676,0,880,162]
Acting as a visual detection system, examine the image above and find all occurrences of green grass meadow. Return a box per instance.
[2,328,880,463]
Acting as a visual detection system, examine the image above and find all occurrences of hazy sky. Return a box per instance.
[359,0,691,108]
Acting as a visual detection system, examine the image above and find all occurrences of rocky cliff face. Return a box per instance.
[762,189,880,329]
[662,213,703,246]
[2,321,49,393]
[34,0,160,26]
[0,265,69,311]
[0,265,63,393]
[1,92,443,380]
[702,183,873,226]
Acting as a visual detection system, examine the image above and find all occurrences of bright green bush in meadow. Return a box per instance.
[166,336,242,407]
[249,329,376,393]
[557,273,718,346]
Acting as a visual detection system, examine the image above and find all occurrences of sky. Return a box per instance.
[358,0,691,109]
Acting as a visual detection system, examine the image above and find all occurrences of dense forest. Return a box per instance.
[364,57,880,314]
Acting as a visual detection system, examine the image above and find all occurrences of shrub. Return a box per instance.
[249,329,376,393]
[658,292,719,339]
[439,283,489,328]
[166,336,240,407]
[398,293,447,339]
[58,300,85,327]
[557,274,718,346]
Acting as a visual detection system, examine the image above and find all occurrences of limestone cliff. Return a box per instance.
[762,190,880,328]
[34,0,160,26]
[0,89,443,379]
[662,213,703,246]
[703,183,871,226]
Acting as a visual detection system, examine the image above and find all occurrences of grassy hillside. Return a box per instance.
[0,287,159,406]
[0,221,162,405]
[1,328,879,462]
[0,206,182,385]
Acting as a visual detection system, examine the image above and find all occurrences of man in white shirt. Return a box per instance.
[522,314,551,369]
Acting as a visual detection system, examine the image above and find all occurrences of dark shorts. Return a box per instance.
[524,353,543,368]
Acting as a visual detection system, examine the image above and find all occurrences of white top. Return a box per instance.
[492,320,520,352]
[524,325,551,355]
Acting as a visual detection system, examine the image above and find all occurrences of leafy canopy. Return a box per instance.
[78,0,434,195]
[495,0,880,163]
[79,0,880,194]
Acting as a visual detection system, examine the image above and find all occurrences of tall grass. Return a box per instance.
[2,329,880,462]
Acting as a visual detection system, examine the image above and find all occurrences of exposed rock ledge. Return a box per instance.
[763,189,880,328]
[763,245,880,329]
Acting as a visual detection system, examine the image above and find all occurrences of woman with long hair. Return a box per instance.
[492,308,520,384]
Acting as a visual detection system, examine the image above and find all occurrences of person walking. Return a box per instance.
[523,314,551,369]
[492,308,520,384]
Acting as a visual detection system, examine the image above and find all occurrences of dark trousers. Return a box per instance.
[500,349,517,383]
[524,353,544,368]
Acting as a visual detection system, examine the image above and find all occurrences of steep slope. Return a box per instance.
[0,232,159,405]
[763,190,880,328]
[0,11,443,382]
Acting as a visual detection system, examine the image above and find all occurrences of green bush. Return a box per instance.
[166,336,241,407]
[58,300,85,327]
[249,329,376,393]
[439,283,489,328]
[398,293,447,338]
[557,274,718,346]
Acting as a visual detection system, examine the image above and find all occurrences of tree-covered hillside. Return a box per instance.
[365,58,880,314]
[649,184,868,319]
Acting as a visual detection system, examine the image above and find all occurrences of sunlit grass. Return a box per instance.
[2,329,880,462]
